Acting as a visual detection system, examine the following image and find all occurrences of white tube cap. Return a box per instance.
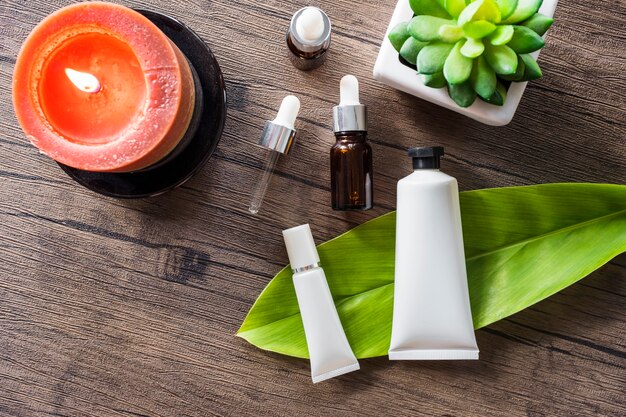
[282,224,320,270]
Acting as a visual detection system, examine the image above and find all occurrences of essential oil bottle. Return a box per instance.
[330,75,373,211]
[286,7,331,71]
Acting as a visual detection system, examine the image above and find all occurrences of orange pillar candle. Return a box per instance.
[13,2,195,172]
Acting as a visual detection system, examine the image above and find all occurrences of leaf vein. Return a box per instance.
[467,209,626,262]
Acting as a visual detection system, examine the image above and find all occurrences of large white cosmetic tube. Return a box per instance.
[283,224,360,382]
[389,147,479,360]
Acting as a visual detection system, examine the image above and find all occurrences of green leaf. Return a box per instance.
[470,55,497,99]
[438,24,464,43]
[507,26,545,53]
[444,0,468,18]
[447,80,477,106]
[461,38,485,58]
[494,0,518,20]
[520,13,554,36]
[484,43,518,74]
[481,80,507,105]
[499,54,526,81]
[458,0,501,26]
[400,37,428,65]
[238,184,626,359]
[421,72,448,88]
[408,15,457,42]
[463,20,497,38]
[409,0,452,18]
[502,0,543,24]
[388,22,411,52]
[488,25,514,45]
[417,42,455,74]
[444,41,474,84]
[519,53,543,80]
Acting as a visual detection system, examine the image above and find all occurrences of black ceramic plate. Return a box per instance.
[58,10,227,198]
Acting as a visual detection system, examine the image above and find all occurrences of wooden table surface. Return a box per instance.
[1,0,625,416]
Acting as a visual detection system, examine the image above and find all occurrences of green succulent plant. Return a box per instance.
[389,0,554,107]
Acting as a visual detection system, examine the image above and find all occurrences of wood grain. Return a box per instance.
[0,0,625,416]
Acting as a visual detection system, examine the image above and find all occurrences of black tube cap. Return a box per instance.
[408,146,444,169]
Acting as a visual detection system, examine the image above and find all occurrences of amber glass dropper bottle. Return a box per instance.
[330,75,373,210]
[286,7,331,71]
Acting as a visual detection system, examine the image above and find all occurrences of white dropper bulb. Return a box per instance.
[296,7,325,42]
[339,75,361,106]
[271,95,301,130]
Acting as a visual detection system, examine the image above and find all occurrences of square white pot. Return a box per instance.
[373,0,558,126]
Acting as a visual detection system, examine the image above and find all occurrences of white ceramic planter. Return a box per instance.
[373,0,558,126]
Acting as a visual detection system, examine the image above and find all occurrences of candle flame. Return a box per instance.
[65,68,101,94]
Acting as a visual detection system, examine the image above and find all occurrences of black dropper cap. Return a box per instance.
[408,146,444,169]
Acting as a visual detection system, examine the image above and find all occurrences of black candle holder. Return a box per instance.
[58,10,227,198]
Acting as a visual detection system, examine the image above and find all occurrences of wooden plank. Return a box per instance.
[0,0,624,415]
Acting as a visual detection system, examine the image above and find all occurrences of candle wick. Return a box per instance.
[65,68,101,94]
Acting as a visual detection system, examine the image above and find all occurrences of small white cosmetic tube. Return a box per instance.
[283,224,360,383]
[389,147,479,360]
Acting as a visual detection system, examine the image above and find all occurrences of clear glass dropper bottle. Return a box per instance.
[249,95,301,214]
